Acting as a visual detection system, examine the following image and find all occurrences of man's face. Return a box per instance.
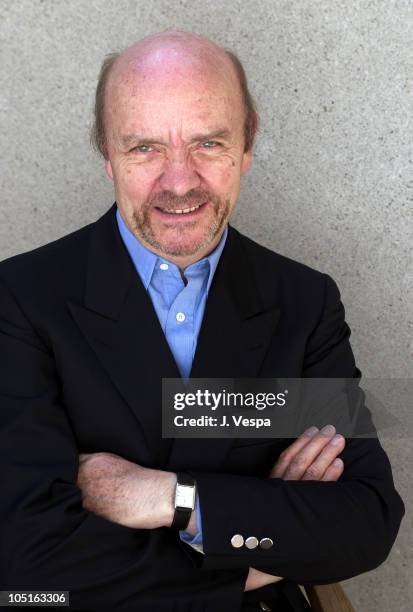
[104,45,252,266]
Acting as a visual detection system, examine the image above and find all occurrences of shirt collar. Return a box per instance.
[116,207,228,293]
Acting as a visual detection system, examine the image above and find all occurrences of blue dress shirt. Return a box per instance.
[116,208,228,550]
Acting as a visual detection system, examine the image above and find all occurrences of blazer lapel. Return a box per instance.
[67,204,181,466]
[166,226,280,471]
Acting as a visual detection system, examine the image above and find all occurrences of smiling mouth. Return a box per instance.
[155,202,207,215]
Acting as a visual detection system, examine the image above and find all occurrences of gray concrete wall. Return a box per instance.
[1,1,412,610]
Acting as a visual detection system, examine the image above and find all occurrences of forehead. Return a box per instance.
[105,44,244,138]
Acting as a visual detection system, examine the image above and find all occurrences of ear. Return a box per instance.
[241,149,253,176]
[105,159,114,181]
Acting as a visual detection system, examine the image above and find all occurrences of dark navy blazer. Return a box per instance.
[0,204,404,611]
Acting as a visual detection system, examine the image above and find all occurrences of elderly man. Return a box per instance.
[0,30,404,612]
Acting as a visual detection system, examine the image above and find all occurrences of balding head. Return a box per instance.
[91,30,258,159]
[114,30,232,75]
[93,30,257,269]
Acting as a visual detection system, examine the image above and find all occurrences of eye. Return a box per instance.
[201,140,220,149]
[132,144,154,153]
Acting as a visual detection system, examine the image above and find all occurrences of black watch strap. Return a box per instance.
[171,472,196,530]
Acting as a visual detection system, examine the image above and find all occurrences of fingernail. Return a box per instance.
[333,458,343,467]
[304,426,319,436]
[321,424,336,436]
[331,434,344,446]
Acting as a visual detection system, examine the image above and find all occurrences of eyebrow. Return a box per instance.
[119,129,232,149]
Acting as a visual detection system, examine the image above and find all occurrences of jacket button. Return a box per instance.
[245,536,259,549]
[231,534,244,548]
[259,601,272,611]
[259,537,274,550]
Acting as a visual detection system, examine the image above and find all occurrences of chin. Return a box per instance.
[158,240,207,258]
[157,231,216,258]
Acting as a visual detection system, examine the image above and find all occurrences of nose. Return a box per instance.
[158,151,201,196]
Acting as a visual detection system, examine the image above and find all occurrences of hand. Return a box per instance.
[244,424,345,592]
[244,567,283,592]
[269,424,345,481]
[77,452,176,529]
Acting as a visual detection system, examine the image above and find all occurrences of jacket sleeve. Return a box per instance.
[193,274,405,584]
[0,278,247,609]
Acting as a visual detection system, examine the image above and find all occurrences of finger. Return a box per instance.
[269,426,319,478]
[282,424,339,480]
[321,458,344,481]
[79,453,92,463]
[301,434,345,480]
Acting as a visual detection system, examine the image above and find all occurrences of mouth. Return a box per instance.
[154,201,208,219]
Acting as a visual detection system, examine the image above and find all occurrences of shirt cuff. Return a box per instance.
[179,492,204,553]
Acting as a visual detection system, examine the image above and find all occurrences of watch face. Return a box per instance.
[175,484,196,509]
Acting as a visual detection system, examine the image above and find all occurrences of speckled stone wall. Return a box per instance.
[1,1,412,610]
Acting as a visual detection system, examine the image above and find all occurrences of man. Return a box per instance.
[0,30,404,612]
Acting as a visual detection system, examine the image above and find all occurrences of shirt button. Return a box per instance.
[176,312,186,322]
[159,263,169,270]
[231,534,244,548]
[245,536,259,549]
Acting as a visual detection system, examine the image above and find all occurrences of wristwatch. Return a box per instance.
[171,472,197,530]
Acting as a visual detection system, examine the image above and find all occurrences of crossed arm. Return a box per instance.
[77,423,346,592]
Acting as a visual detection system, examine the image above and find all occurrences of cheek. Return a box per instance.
[216,166,242,197]
[197,159,241,192]
[115,166,155,200]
